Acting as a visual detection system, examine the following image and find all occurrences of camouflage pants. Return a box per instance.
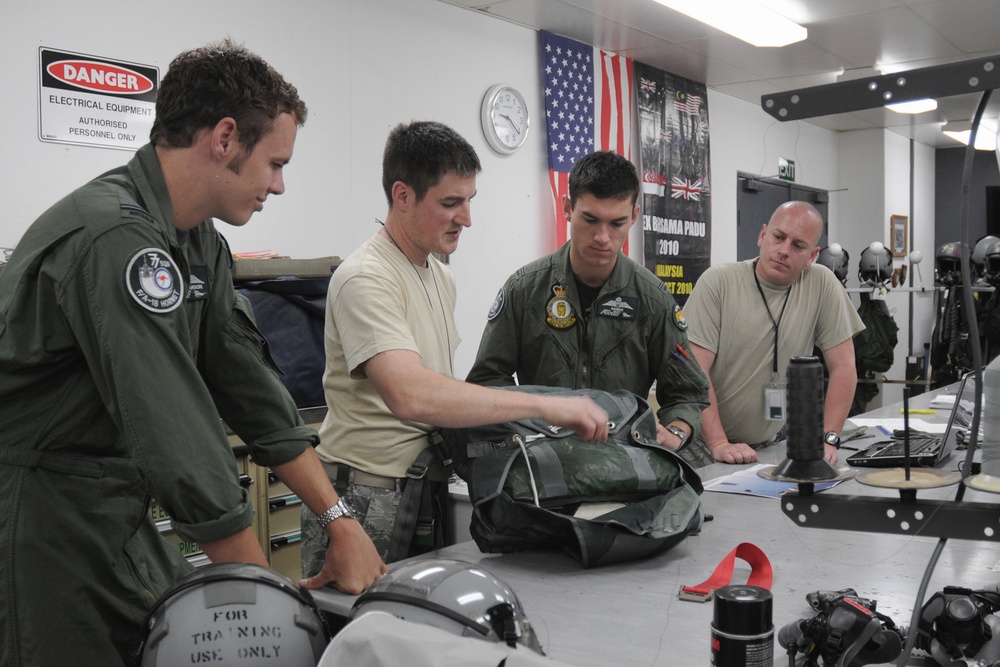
[300,462,445,577]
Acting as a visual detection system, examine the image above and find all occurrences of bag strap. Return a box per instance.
[385,447,437,563]
[678,542,773,602]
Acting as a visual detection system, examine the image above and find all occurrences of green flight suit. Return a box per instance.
[0,144,317,666]
[467,243,709,441]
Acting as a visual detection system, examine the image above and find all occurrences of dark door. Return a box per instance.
[737,172,829,261]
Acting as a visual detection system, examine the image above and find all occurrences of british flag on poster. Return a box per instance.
[540,30,633,250]
[636,63,711,307]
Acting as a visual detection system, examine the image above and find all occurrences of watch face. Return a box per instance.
[482,85,529,154]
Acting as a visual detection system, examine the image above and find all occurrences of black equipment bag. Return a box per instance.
[236,276,329,409]
[433,387,704,568]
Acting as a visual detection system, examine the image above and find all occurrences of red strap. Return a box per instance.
[678,542,772,602]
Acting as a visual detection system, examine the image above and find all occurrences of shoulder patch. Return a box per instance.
[672,303,688,331]
[120,203,157,226]
[487,287,506,321]
[124,247,184,313]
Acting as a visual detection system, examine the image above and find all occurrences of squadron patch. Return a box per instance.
[545,284,576,329]
[673,304,688,331]
[597,295,637,319]
[124,247,184,313]
[487,287,505,321]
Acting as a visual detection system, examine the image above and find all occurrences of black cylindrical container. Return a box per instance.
[785,356,824,461]
[711,585,773,667]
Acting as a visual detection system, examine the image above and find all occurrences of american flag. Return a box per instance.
[540,30,633,249]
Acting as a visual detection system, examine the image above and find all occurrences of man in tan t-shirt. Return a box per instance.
[300,121,610,571]
[684,201,864,466]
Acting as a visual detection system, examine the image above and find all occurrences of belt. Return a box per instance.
[678,542,773,602]
[325,461,398,491]
[0,447,141,482]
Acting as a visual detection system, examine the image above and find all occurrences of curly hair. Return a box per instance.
[382,121,481,205]
[150,38,307,153]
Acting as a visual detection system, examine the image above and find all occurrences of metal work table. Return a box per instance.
[312,388,998,666]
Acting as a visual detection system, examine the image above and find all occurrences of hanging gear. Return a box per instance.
[850,297,899,416]
[931,285,975,385]
[985,241,1000,288]
[858,247,892,285]
[972,235,1000,280]
[935,242,967,287]
[817,246,850,285]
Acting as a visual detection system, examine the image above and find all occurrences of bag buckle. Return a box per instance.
[678,585,713,603]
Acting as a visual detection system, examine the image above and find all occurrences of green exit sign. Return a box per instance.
[779,158,796,181]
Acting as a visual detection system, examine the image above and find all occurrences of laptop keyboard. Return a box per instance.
[868,436,940,458]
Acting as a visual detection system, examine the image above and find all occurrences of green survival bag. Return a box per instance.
[433,387,704,568]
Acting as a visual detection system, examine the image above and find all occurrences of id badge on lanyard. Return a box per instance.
[764,378,787,421]
[753,262,791,422]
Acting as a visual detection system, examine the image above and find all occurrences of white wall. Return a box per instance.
[1,0,931,386]
[706,91,841,260]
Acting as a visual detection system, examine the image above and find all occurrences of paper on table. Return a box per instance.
[702,463,844,499]
[848,418,947,435]
[929,394,957,409]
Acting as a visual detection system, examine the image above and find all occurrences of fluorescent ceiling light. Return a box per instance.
[653,0,807,48]
[886,99,938,114]
[943,122,997,151]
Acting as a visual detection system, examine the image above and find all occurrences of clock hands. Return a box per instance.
[499,113,521,136]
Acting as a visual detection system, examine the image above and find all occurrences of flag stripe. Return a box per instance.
[542,31,633,251]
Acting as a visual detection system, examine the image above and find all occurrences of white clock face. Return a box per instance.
[483,85,529,154]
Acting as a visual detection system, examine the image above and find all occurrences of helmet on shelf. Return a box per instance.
[972,235,1000,278]
[858,246,892,284]
[985,241,1000,287]
[935,242,968,287]
[817,245,850,285]
[139,563,329,667]
[352,558,544,654]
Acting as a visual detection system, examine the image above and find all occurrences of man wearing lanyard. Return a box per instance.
[683,201,865,465]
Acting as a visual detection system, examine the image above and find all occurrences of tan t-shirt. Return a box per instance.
[316,233,458,478]
[685,260,865,445]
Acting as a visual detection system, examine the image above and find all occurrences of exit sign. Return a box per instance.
[778,158,796,181]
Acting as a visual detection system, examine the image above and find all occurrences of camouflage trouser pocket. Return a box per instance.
[300,480,403,578]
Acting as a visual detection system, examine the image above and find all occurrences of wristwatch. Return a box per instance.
[318,498,356,528]
[824,431,841,449]
[667,424,690,451]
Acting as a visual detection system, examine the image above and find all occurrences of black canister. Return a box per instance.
[711,585,774,667]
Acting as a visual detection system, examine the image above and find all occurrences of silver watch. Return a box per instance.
[318,498,356,528]
[824,431,841,449]
[666,424,690,451]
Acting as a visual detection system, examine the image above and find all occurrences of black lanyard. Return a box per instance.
[752,261,792,379]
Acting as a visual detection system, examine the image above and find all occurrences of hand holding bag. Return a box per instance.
[433,387,704,568]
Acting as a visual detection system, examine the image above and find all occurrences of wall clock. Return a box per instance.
[481,84,529,154]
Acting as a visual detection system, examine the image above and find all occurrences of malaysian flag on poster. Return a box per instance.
[540,30,633,249]
[636,63,711,307]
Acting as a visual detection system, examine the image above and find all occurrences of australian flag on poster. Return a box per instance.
[636,62,711,306]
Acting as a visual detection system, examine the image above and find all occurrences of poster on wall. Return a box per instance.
[636,63,711,306]
[39,47,158,151]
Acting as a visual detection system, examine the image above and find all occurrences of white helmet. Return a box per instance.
[139,563,329,667]
[352,559,544,654]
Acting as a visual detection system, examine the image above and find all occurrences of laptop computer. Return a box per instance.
[846,373,972,468]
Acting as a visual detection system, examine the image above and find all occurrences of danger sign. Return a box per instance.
[39,47,159,151]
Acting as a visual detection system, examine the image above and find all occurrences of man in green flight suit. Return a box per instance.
[0,40,385,667]
[467,151,711,467]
